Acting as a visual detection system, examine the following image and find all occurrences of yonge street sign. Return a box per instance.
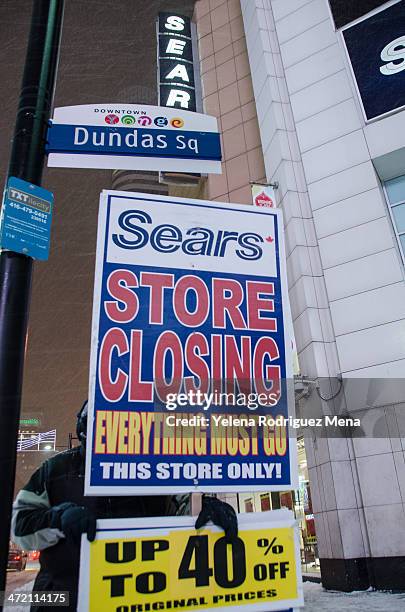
[46,104,221,173]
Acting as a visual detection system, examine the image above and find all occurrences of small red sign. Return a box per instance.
[254,191,274,208]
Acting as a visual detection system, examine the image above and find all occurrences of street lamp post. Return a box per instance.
[0,0,64,595]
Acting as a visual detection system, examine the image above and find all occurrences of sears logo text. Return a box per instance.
[112,209,264,261]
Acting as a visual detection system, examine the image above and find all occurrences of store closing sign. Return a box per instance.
[78,512,303,612]
[85,191,296,495]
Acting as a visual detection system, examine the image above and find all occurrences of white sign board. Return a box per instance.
[78,511,304,612]
[85,190,297,495]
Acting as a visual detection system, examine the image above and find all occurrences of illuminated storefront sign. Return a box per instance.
[341,0,405,121]
[158,13,198,112]
[19,417,41,428]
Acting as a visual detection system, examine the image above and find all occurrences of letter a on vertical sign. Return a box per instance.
[85,190,297,495]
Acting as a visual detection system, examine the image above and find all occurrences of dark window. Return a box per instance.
[244,498,254,512]
[271,492,281,509]
[384,175,405,261]
[329,0,389,28]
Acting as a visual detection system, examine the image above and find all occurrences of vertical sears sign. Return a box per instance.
[85,191,296,495]
[158,13,199,112]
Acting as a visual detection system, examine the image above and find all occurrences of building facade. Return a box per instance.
[193,0,405,592]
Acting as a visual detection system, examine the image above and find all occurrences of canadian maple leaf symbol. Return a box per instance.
[265,236,274,243]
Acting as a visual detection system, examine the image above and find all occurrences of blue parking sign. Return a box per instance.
[0,177,54,260]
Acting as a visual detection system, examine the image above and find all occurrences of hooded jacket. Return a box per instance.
[12,446,186,611]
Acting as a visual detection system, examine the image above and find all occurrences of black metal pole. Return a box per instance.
[0,0,64,596]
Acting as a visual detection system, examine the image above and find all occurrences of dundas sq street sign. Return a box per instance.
[46,104,221,174]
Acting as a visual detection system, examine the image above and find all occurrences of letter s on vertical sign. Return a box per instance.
[380,36,405,75]
[165,15,185,31]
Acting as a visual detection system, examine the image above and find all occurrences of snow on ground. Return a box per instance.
[3,579,405,611]
[303,581,405,611]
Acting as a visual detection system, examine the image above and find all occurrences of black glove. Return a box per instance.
[50,502,97,544]
[195,495,238,542]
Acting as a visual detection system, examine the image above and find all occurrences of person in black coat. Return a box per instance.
[12,402,237,611]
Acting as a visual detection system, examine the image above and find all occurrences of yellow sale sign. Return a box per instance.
[78,512,303,612]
